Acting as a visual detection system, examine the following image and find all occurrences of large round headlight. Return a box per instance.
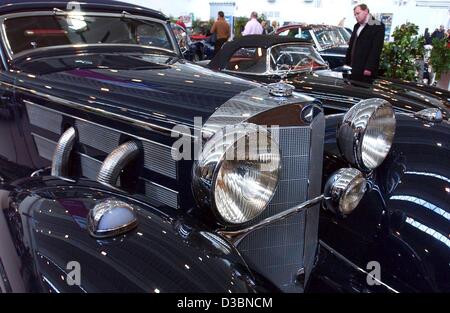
[324,168,366,215]
[337,98,396,171]
[193,124,281,225]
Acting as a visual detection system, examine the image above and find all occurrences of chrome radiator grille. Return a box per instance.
[237,113,324,292]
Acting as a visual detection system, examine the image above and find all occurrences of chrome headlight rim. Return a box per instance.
[337,98,396,172]
[324,168,367,215]
[193,123,281,225]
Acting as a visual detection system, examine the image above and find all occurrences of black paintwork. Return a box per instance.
[0,1,448,293]
[309,114,450,292]
[0,0,166,20]
[320,46,347,69]
[1,176,265,292]
[207,37,449,117]
[0,1,282,293]
[220,69,450,118]
[11,48,259,126]
[210,38,450,292]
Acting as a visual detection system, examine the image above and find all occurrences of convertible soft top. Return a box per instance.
[208,35,310,70]
[0,0,167,20]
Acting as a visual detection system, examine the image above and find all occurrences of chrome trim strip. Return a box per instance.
[23,100,176,156]
[142,178,179,209]
[75,119,120,154]
[319,240,399,293]
[218,195,324,246]
[201,86,315,139]
[42,276,61,293]
[31,133,57,161]
[25,101,62,135]
[79,152,102,180]
[25,101,178,179]
[17,94,188,137]
[320,53,346,58]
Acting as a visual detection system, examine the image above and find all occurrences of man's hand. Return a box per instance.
[363,69,372,76]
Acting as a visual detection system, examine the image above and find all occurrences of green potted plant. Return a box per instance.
[429,37,450,90]
[380,22,425,81]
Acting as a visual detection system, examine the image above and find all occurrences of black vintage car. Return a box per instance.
[207,35,450,292]
[0,0,386,293]
[0,1,447,294]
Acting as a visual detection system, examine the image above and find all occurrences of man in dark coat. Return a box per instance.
[345,4,385,82]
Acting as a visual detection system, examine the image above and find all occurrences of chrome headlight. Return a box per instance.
[337,98,396,171]
[324,168,366,215]
[193,124,281,225]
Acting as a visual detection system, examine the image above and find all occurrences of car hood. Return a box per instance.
[297,71,450,116]
[12,52,263,127]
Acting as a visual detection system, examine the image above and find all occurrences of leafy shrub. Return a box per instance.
[380,22,425,81]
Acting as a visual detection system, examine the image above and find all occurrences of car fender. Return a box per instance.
[316,113,450,292]
[0,176,261,293]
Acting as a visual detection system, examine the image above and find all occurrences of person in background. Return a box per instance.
[345,3,385,82]
[424,28,432,45]
[447,29,450,48]
[210,11,230,56]
[270,20,278,33]
[242,11,263,35]
[261,20,269,34]
[431,25,446,42]
[338,17,346,27]
[176,16,186,30]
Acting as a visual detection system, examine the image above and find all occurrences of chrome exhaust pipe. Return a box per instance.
[51,127,76,177]
[97,141,140,186]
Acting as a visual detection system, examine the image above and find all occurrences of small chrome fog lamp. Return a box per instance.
[337,98,396,172]
[324,168,366,215]
[88,199,138,238]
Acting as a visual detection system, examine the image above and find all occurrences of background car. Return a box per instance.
[272,23,351,69]
[207,35,450,292]
[208,35,450,117]
[171,23,213,61]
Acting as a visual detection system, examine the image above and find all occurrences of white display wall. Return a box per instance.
[124,0,449,39]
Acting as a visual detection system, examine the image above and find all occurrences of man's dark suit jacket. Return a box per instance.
[345,16,385,81]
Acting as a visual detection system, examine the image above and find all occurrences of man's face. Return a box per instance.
[354,7,369,24]
[440,25,445,32]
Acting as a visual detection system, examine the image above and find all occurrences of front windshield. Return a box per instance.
[3,13,174,56]
[269,44,327,73]
[313,28,349,49]
[337,27,351,42]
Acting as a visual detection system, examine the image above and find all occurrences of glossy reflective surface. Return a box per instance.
[313,113,450,292]
[1,177,262,292]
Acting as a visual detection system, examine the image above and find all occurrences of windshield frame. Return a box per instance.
[312,27,349,50]
[0,11,179,61]
[267,42,328,75]
[221,42,328,76]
